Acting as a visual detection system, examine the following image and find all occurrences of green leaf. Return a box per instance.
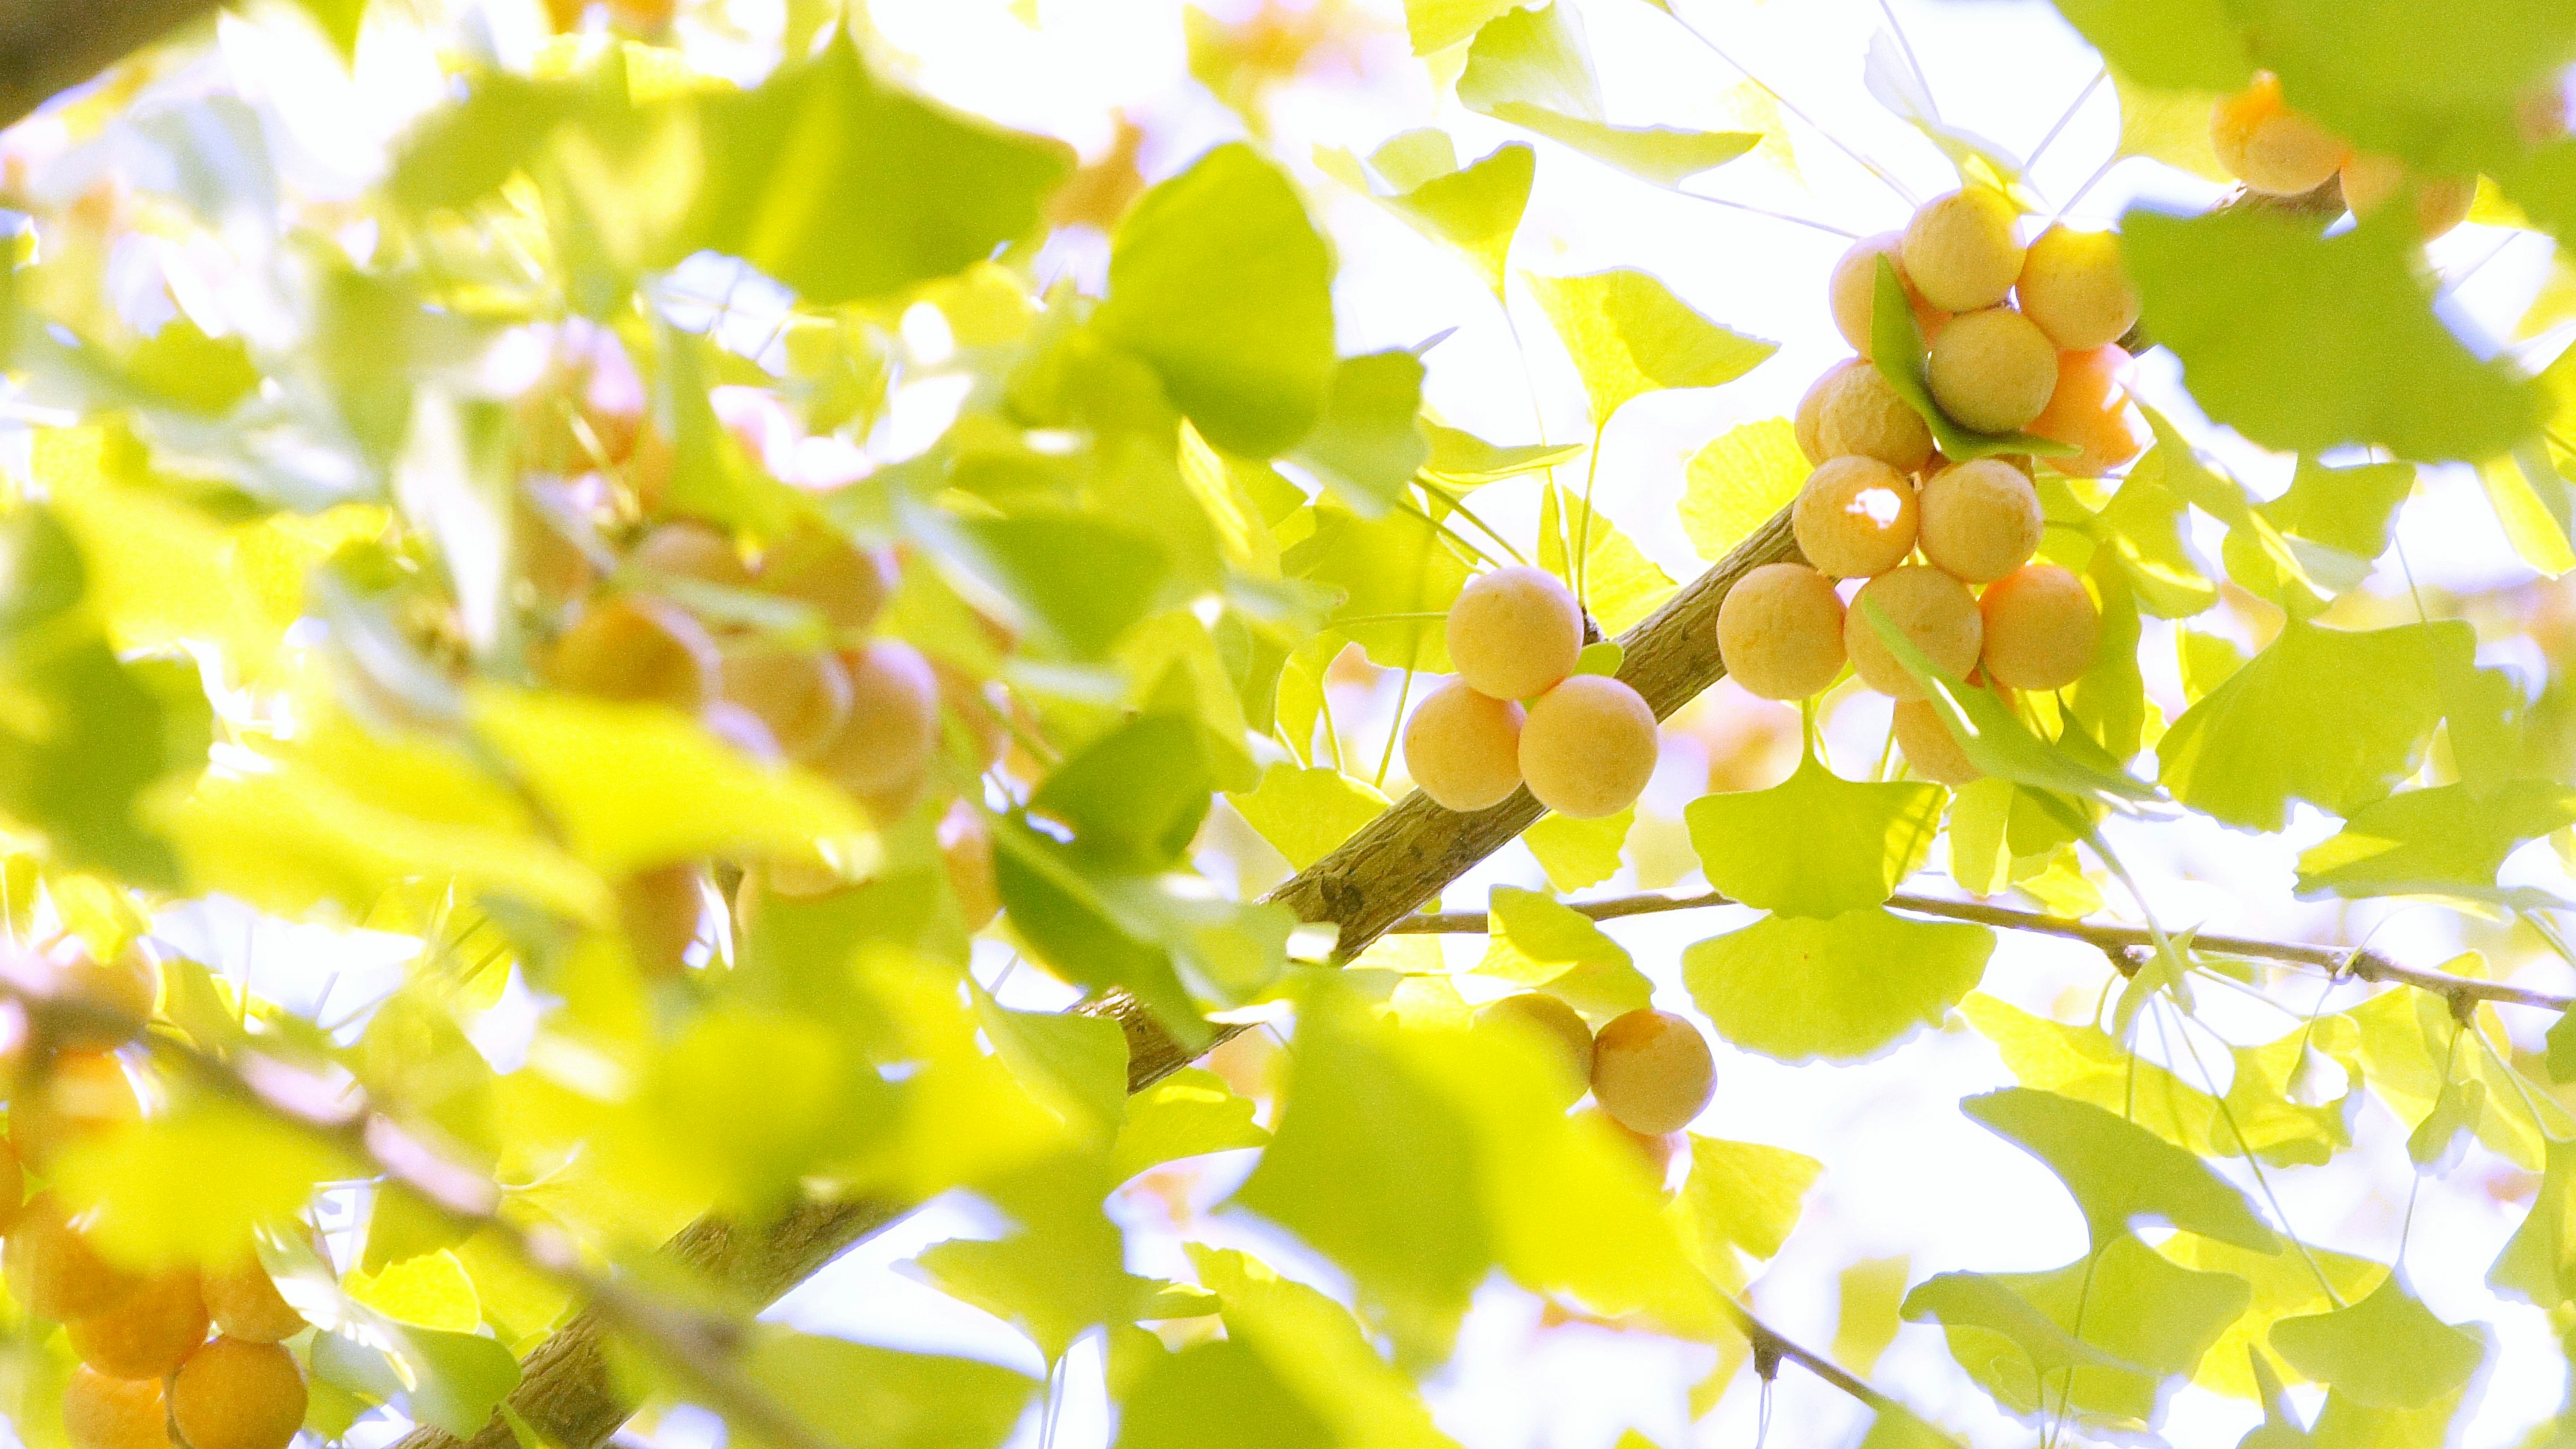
[1289,352,1431,517]
[1335,142,1533,299]
[2094,470,2218,618]
[1493,108,1758,186]
[2296,781,2576,901]
[386,70,580,212]
[1112,1068,1269,1183]
[1097,144,1337,457]
[739,1330,1039,1449]
[1421,421,1580,484]
[1870,260,2076,460]
[2124,206,2543,464]
[2160,1233,2390,1401]
[928,511,1171,660]
[2268,1278,2488,1411]
[676,34,1073,306]
[1679,417,1808,565]
[1674,1137,1821,1288]
[978,1000,1130,1149]
[2478,448,2576,578]
[396,1327,523,1438]
[293,0,368,58]
[1477,886,1654,1021]
[55,1103,353,1269]
[2156,619,2477,830]
[2047,0,2253,91]
[1526,270,1776,429]
[2226,456,2416,616]
[1536,486,1675,634]
[1404,0,1527,55]
[1685,753,1943,918]
[1230,764,1389,871]
[1285,504,1472,672]
[1458,4,1602,121]
[1521,806,1633,892]
[914,1158,1142,1362]
[1034,713,1218,871]
[1684,908,1991,1063]
[1190,1247,1458,1449]
[1962,1087,2279,1252]
[348,1250,480,1331]
[2491,1138,2576,1307]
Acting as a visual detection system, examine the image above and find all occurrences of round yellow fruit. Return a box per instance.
[1589,1010,1715,1136]
[628,520,751,590]
[760,525,898,639]
[1795,360,1862,464]
[1476,992,1595,1104]
[1792,456,1918,580]
[1829,231,1951,357]
[1979,564,2100,691]
[2340,153,2475,240]
[545,594,720,711]
[2015,226,2139,351]
[201,1255,307,1344]
[1901,188,2026,313]
[1446,566,1584,702]
[1891,698,1982,786]
[170,1338,307,1449]
[1716,562,1846,701]
[68,1270,207,1381]
[718,643,853,763]
[1916,458,2043,584]
[1518,676,1659,820]
[13,1051,142,1171]
[2211,74,2349,196]
[1927,307,2058,435]
[1813,362,1934,473]
[937,800,1002,931]
[65,1367,170,1449]
[812,641,941,806]
[1844,566,1982,699]
[2029,345,2146,479]
[1402,678,1526,813]
[9,1193,139,1321]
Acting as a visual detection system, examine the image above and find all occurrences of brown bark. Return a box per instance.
[394,504,1805,1449]
[0,0,221,133]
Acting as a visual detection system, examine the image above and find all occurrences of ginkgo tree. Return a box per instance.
[3,0,2576,1448]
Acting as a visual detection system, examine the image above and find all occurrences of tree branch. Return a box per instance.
[382,506,1807,1449]
[0,0,222,133]
[1387,888,2576,1014]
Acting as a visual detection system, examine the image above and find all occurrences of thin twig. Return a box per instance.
[1386,890,2575,1012]
[1720,1296,1900,1414]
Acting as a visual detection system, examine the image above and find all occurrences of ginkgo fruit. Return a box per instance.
[1916,458,2043,583]
[170,1338,307,1449]
[1828,232,1949,356]
[2211,73,2349,195]
[2028,345,2146,478]
[938,800,1001,931]
[1589,1010,1715,1136]
[1795,359,1862,464]
[761,526,898,638]
[56,947,157,1049]
[1978,564,2100,690]
[1890,698,1982,786]
[68,1270,208,1381]
[1476,992,1595,1103]
[545,594,720,710]
[629,520,752,590]
[1844,566,1983,699]
[1403,679,1526,812]
[2339,153,2475,240]
[1717,562,1846,700]
[1446,566,1583,702]
[201,1254,307,1344]
[1519,676,1659,820]
[1927,308,2057,435]
[0,1139,21,1226]
[2014,226,2139,351]
[617,863,703,975]
[65,1367,170,1449]
[1811,360,1933,473]
[1794,456,1918,580]
[9,1193,139,1320]
[1900,187,2025,313]
[719,642,853,762]
[812,641,941,819]
[14,1051,142,1169]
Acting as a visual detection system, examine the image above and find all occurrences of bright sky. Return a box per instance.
[14,0,2572,1447]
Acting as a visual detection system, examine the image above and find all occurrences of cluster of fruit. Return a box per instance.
[1401,566,1662,820]
[1477,995,1715,1181]
[2210,72,2480,237]
[508,323,1003,957]
[1716,188,2131,783]
[0,952,311,1449]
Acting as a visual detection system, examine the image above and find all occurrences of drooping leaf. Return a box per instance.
[1112,1068,1269,1183]
[1097,144,1338,457]
[1962,1087,2279,1252]
[2295,780,2576,901]
[1526,270,1776,429]
[1674,1137,1821,1289]
[1285,504,1473,672]
[1228,765,1389,871]
[1679,417,1808,565]
[1685,753,1943,919]
[738,1330,1040,1449]
[1475,887,1654,1022]
[1684,908,1992,1063]
[2123,206,2543,464]
[1289,352,1431,517]
[2267,1278,2489,1411]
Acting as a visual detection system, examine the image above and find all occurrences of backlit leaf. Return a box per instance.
[1962,1087,2279,1252]
[1686,753,1943,919]
[1527,270,1776,429]
[1684,908,1992,1063]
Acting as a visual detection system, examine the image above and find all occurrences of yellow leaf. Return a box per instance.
[347,1249,484,1332]
[55,1105,350,1269]
[1680,418,1808,564]
[469,686,870,879]
[2112,70,2229,182]
[2157,1233,2387,1399]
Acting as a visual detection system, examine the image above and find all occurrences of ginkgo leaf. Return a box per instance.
[1421,421,1581,484]
[1684,908,1992,1063]
[1286,504,1474,672]
[1522,807,1635,892]
[1686,753,1944,918]
[2108,69,2233,181]
[739,1329,1039,1449]
[1674,1137,1821,1288]
[1291,352,1431,518]
[2267,1277,2489,1411]
[1334,141,1534,299]
[2479,448,2576,578]
[2049,0,2252,92]
[2123,205,2543,464]
[2296,780,2576,901]
[55,1104,354,1269]
[1537,486,1675,634]
[346,1250,482,1332]
[1458,4,1602,121]
[2092,469,2219,619]
[1962,1087,2279,1252]
[1525,269,1777,429]
[1680,417,1807,564]
[1405,0,1528,56]
[1230,765,1389,871]
[2155,619,2481,830]
[1489,107,1760,186]
[1477,887,1654,1022]
[1871,261,2076,461]
[2158,1233,2389,1400]
[1097,144,1338,458]
[2491,1137,2576,1310]
[1112,1068,1269,1183]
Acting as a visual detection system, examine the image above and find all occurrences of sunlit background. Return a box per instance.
[5,0,2573,1446]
